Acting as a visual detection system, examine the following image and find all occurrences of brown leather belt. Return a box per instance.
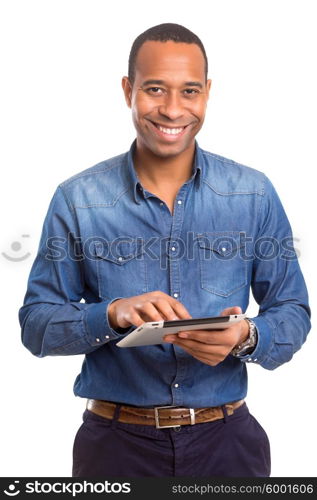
[86,399,245,429]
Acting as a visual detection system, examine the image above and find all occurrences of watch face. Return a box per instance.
[233,344,254,357]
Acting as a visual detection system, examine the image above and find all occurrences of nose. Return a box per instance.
[158,91,184,121]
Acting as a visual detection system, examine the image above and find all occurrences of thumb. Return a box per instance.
[220,306,242,317]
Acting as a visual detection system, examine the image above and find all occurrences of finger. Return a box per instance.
[147,291,192,320]
[173,343,220,365]
[176,329,229,345]
[169,298,192,319]
[134,301,166,322]
[151,298,181,321]
[171,338,225,355]
[117,308,145,328]
[190,353,221,366]
[220,306,242,317]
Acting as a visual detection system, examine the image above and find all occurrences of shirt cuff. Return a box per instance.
[84,298,135,346]
[236,315,272,364]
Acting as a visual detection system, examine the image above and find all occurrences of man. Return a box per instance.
[19,23,311,477]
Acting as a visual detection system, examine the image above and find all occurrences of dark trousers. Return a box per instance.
[72,402,271,477]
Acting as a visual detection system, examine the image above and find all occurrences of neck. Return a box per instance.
[133,141,196,188]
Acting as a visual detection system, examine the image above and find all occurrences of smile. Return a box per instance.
[149,120,189,139]
[156,124,185,135]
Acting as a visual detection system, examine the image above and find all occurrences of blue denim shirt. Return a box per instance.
[19,140,311,407]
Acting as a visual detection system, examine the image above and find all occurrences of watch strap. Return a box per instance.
[231,318,258,357]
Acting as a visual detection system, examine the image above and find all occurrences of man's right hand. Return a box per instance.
[107,291,192,330]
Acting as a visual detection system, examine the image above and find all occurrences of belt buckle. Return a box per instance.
[154,405,196,429]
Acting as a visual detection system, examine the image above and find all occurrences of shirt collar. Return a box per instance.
[127,139,203,205]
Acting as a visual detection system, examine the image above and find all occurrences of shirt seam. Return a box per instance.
[57,185,86,297]
[202,178,263,196]
[72,187,130,209]
[60,156,127,187]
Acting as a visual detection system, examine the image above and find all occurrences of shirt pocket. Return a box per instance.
[93,239,147,300]
[197,232,247,297]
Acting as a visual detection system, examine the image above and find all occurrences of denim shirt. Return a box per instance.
[19,140,311,407]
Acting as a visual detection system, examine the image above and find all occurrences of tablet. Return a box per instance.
[116,314,246,347]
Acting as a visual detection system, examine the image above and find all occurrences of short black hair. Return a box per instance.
[128,23,208,85]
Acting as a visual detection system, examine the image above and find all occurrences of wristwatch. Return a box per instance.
[231,318,258,357]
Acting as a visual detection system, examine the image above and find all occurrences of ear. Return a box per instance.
[206,79,212,100]
[122,76,132,108]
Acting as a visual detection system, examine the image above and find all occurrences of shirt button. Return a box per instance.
[105,335,110,339]
[221,247,227,252]
[118,256,123,262]
[177,200,182,205]
[254,358,258,362]
[174,383,179,388]
[171,246,176,251]
[247,358,252,362]
[160,202,164,206]
[96,338,101,343]
[173,293,178,298]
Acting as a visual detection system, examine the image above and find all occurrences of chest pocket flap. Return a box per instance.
[197,232,247,297]
[94,239,144,265]
[93,239,146,300]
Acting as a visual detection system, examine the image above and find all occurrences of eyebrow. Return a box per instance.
[141,79,204,89]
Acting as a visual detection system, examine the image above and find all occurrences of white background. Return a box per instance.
[0,0,315,477]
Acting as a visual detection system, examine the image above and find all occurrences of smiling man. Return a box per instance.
[121,39,211,216]
[19,23,310,477]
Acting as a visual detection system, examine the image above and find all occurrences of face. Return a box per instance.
[122,41,211,158]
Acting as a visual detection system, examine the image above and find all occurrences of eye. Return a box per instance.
[183,88,201,97]
[145,87,165,96]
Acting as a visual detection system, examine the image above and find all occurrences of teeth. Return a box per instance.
[158,125,184,135]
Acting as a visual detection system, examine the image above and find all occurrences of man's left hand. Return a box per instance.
[163,306,249,366]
